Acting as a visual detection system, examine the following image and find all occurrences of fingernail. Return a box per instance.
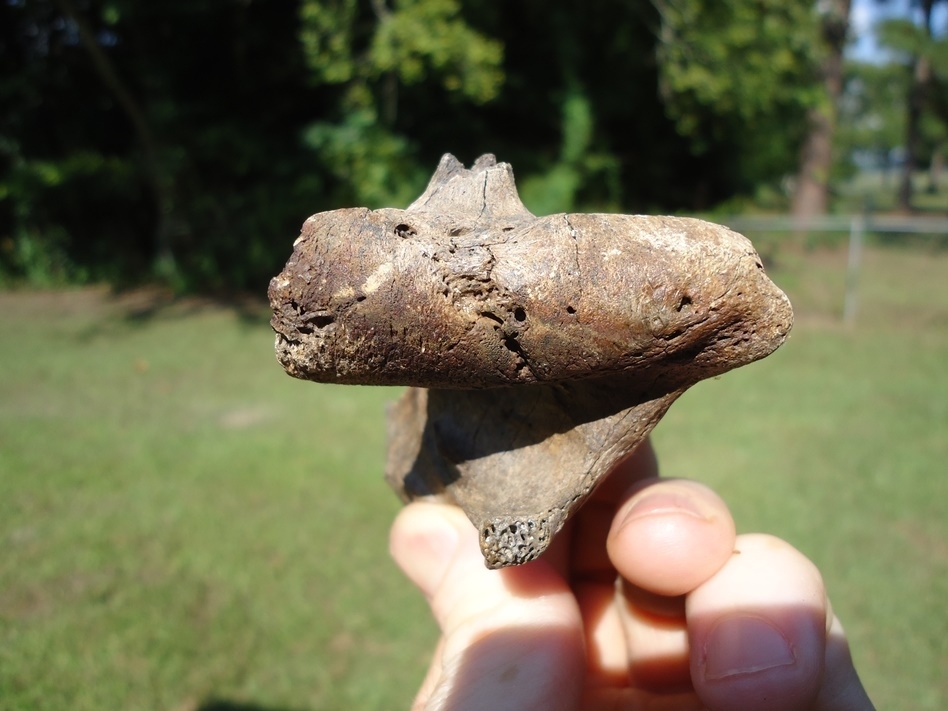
[702,614,796,680]
[622,491,707,524]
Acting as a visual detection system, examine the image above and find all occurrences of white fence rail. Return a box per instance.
[720,214,948,324]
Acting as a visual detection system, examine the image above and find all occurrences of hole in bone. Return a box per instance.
[513,307,527,322]
[503,334,527,360]
[301,313,334,329]
[676,295,693,312]
[394,223,416,238]
[479,311,504,326]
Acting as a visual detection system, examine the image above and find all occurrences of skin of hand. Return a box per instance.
[389,439,876,711]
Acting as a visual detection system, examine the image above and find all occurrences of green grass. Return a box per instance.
[0,292,434,710]
[2,241,946,710]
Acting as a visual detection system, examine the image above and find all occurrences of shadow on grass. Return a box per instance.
[113,287,272,327]
[198,701,306,711]
[60,285,273,342]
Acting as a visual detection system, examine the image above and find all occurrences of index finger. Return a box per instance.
[566,439,660,582]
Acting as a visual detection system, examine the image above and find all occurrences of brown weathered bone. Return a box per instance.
[269,154,793,568]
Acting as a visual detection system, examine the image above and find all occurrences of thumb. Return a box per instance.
[390,502,586,711]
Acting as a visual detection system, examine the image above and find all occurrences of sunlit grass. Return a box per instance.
[1,241,946,709]
[0,293,433,710]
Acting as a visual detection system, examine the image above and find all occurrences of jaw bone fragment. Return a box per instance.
[269,154,793,568]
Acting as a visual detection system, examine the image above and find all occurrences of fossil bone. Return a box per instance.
[269,154,793,568]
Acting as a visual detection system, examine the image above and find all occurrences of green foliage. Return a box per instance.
[304,108,427,208]
[369,0,504,103]
[1,0,340,291]
[0,147,144,285]
[837,60,908,179]
[876,17,942,64]
[655,0,823,139]
[297,0,502,209]
[298,0,507,104]
[877,16,948,130]
[841,62,908,150]
[871,4,948,201]
[300,0,360,83]
[519,89,620,215]
[650,0,823,198]
[0,0,836,291]
[0,228,80,287]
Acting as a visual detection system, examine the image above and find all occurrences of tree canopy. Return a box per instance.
[0,0,937,292]
[874,0,948,205]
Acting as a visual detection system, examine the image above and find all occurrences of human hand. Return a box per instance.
[389,439,875,711]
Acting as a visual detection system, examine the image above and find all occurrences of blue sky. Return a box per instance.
[849,0,948,62]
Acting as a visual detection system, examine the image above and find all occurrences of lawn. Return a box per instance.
[1,238,946,710]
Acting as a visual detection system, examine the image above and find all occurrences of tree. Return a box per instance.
[876,0,948,209]
[837,60,907,187]
[791,0,852,218]
[654,0,826,206]
[1,0,336,289]
[53,0,177,278]
[1,0,835,291]
[297,0,505,209]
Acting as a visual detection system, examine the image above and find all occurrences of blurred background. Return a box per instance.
[1,1,945,709]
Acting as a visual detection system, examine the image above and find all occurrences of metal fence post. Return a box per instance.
[843,213,864,325]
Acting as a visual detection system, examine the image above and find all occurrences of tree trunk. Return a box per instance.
[897,0,935,212]
[55,0,177,277]
[791,0,851,219]
[898,56,930,210]
[928,142,944,194]
[792,108,834,217]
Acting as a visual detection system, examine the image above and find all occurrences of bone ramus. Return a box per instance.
[269,154,793,568]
